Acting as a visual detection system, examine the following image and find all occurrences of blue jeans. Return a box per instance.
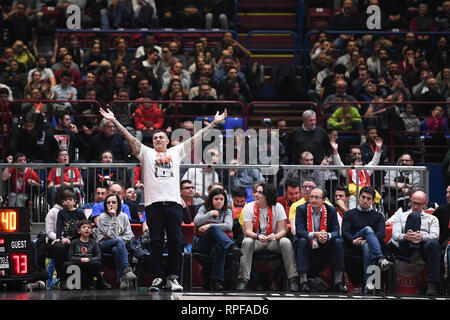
[145,203,183,279]
[195,225,233,281]
[351,226,383,282]
[100,3,131,29]
[99,238,130,279]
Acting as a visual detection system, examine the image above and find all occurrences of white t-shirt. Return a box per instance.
[138,142,188,206]
[182,167,219,198]
[242,202,286,235]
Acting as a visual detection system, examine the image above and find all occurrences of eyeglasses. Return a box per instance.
[302,185,315,190]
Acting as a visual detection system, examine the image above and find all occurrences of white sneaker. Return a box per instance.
[364,282,376,294]
[25,280,46,291]
[149,277,165,291]
[119,279,130,290]
[166,276,183,292]
[123,267,137,281]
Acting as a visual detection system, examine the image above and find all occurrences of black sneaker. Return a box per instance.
[149,277,165,291]
[377,257,394,271]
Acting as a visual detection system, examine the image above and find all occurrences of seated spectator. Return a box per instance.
[213,55,248,93]
[50,70,77,111]
[228,154,266,188]
[162,60,191,92]
[0,59,27,99]
[398,47,418,77]
[63,219,105,290]
[1,153,41,207]
[333,185,350,227]
[361,126,389,165]
[131,73,161,100]
[95,193,137,290]
[87,149,131,195]
[134,96,164,143]
[294,187,347,293]
[12,40,35,71]
[135,33,162,59]
[280,151,325,189]
[323,79,357,114]
[436,66,450,100]
[51,46,80,73]
[83,41,110,74]
[110,37,134,73]
[24,70,51,100]
[66,34,85,70]
[212,32,251,63]
[424,104,448,145]
[7,114,43,162]
[236,183,299,292]
[383,152,423,212]
[330,0,361,50]
[109,87,138,134]
[132,0,159,28]
[88,118,129,163]
[388,71,412,102]
[100,0,132,29]
[180,179,204,221]
[189,83,219,117]
[189,75,217,100]
[388,189,440,296]
[367,44,390,78]
[408,3,435,49]
[112,70,132,100]
[47,149,84,208]
[319,64,350,102]
[95,65,115,103]
[163,89,186,132]
[156,47,173,80]
[218,78,248,116]
[43,109,86,163]
[135,46,160,79]
[182,148,220,198]
[277,178,301,216]
[342,186,393,294]
[124,187,141,221]
[327,102,364,142]
[77,71,106,104]
[336,40,358,72]
[193,187,237,291]
[400,103,422,142]
[90,181,133,225]
[27,55,56,88]
[418,78,446,116]
[82,185,108,212]
[51,187,86,289]
[161,77,189,100]
[54,54,81,86]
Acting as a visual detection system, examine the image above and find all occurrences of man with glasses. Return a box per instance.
[288,179,333,236]
[180,180,204,221]
[342,186,393,294]
[383,152,423,212]
[388,189,440,295]
[294,187,347,293]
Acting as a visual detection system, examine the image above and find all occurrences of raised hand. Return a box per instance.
[214,108,227,125]
[375,137,383,149]
[99,108,116,122]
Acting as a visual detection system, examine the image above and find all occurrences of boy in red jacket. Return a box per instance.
[134,96,164,142]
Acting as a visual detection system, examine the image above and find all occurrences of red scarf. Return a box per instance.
[252,203,273,236]
[307,203,327,247]
[348,169,370,187]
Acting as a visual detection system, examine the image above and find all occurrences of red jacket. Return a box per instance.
[134,102,164,130]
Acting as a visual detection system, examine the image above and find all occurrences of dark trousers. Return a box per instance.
[145,203,183,279]
[295,237,345,273]
[50,241,70,278]
[195,225,234,282]
[391,212,441,283]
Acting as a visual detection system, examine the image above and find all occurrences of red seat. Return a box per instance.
[42,6,61,16]
[307,8,332,30]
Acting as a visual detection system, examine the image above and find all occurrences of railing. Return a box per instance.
[0,163,429,224]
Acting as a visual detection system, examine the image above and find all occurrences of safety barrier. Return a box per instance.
[0,163,428,224]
